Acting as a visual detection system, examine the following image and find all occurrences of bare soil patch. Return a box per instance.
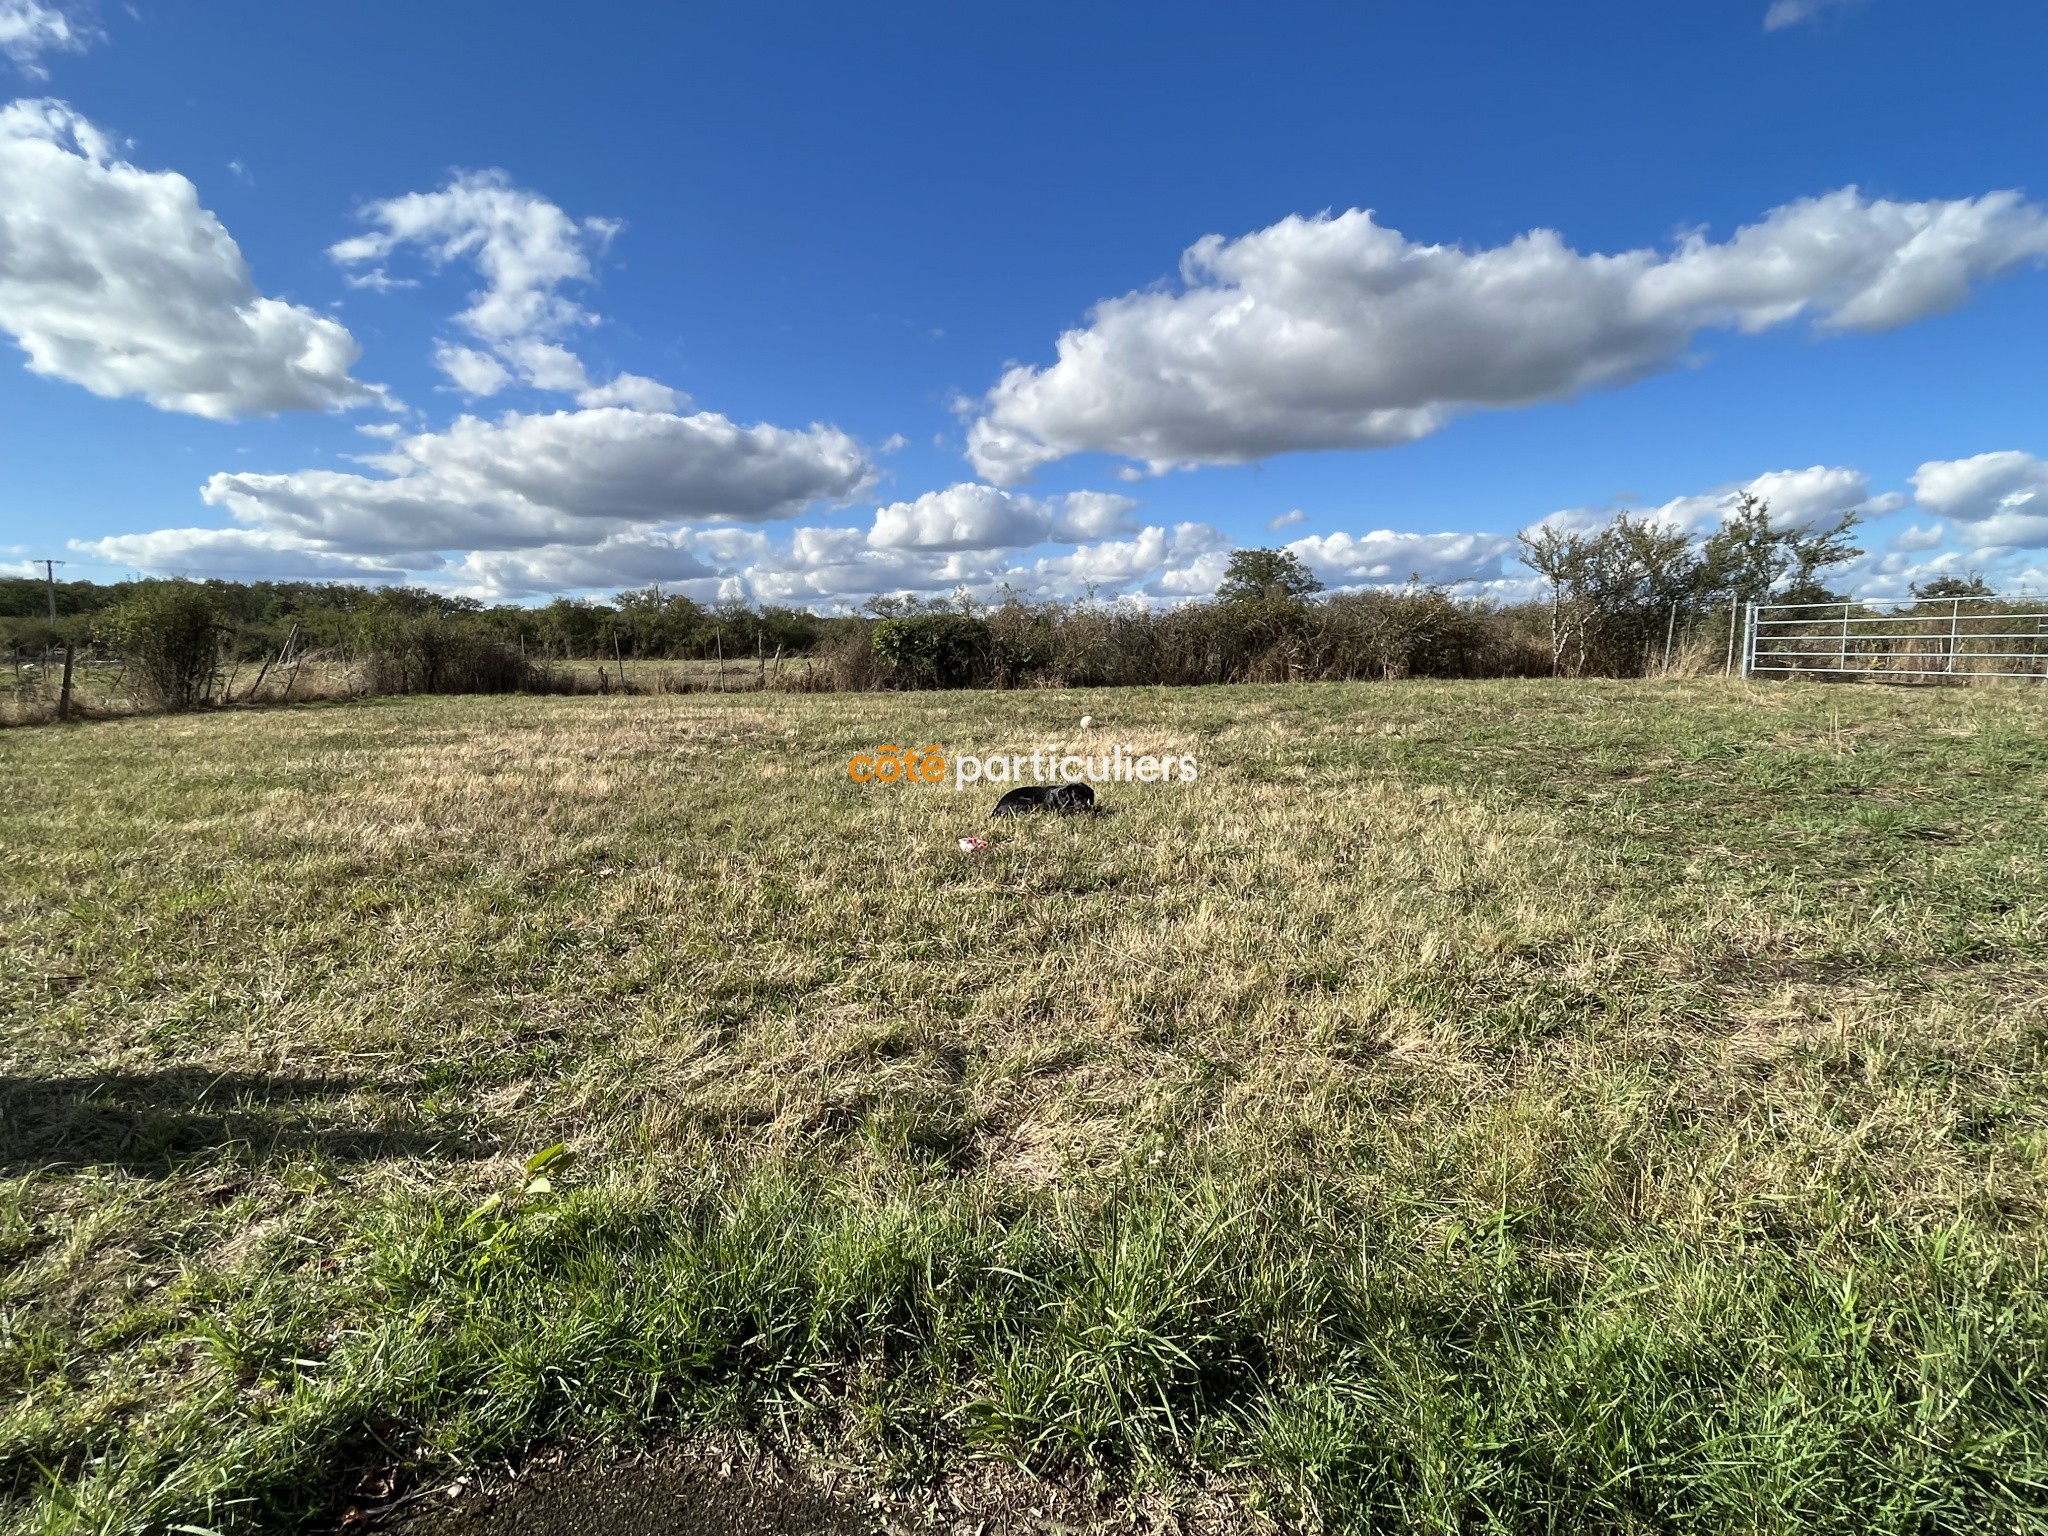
[375,1447,1244,1536]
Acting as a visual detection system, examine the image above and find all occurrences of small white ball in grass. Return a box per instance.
[1080,715,1094,729]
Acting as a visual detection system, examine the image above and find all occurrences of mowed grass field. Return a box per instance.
[2,680,2046,1534]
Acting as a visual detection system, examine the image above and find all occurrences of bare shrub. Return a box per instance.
[812,625,889,691]
[768,659,843,693]
[356,619,542,695]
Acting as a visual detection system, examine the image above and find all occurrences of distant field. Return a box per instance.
[2,680,2045,1533]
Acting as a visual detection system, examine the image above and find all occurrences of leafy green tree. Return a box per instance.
[1696,492,1863,606]
[1216,548,1324,604]
[1519,514,1695,675]
[616,586,711,656]
[1525,495,1866,675]
[872,614,990,688]
[97,581,223,710]
[1782,525,1863,604]
[537,597,610,658]
[1910,573,1993,600]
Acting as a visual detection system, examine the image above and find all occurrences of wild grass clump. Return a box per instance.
[11,1163,2043,1533]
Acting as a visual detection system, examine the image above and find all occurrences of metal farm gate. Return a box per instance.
[1740,594,2048,683]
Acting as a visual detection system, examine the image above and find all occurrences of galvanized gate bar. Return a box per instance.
[1744,593,2048,682]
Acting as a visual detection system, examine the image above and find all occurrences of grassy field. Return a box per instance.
[2,679,2045,1534]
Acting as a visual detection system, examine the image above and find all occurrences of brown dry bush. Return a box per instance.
[354,618,553,696]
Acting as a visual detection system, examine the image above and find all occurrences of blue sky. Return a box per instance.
[3,0,2046,606]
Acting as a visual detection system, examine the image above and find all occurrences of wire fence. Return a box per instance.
[1740,595,2048,683]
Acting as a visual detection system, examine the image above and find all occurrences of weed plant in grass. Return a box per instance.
[1,680,2045,1533]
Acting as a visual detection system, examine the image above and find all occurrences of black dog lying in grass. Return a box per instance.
[991,783,1097,817]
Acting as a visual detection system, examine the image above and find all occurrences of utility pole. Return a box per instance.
[39,558,65,624]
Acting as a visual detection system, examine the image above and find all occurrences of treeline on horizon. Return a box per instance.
[1,573,834,663]
[1,496,2007,714]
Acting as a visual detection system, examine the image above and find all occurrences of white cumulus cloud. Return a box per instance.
[332,169,611,347]
[190,406,876,557]
[644,516,1225,611]
[433,343,513,396]
[1737,465,1876,528]
[73,407,877,583]
[333,168,666,407]
[1536,464,1878,540]
[1052,490,1142,539]
[1017,523,1231,599]
[728,527,997,606]
[444,531,719,598]
[1287,529,1517,590]
[0,1,92,77]
[80,527,412,582]
[76,418,1186,604]
[867,483,1053,552]
[0,99,378,418]
[577,372,685,413]
[967,188,2048,483]
[864,484,1143,552]
[1912,451,2048,549]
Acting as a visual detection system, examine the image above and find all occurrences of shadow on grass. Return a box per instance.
[0,1069,486,1174]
